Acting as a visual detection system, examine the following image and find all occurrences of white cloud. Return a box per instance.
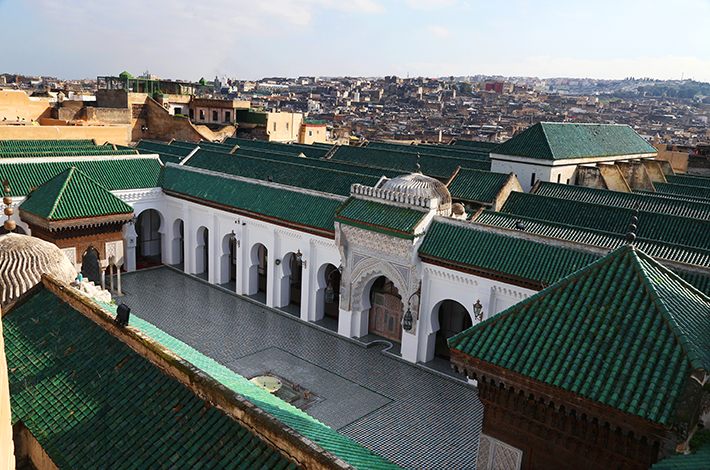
[406,0,456,9]
[428,25,452,38]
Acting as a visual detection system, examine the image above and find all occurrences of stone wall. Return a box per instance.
[0,89,53,122]
[0,124,130,145]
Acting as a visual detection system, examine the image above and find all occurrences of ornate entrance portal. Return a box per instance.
[368,277,403,342]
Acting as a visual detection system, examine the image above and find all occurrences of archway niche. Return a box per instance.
[195,226,209,278]
[315,263,341,322]
[81,246,102,285]
[278,252,302,311]
[172,219,184,268]
[248,243,268,302]
[434,300,472,359]
[367,276,403,342]
[219,233,237,288]
[136,209,163,266]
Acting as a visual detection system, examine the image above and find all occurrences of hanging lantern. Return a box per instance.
[325,283,335,304]
[402,309,413,331]
[473,300,483,322]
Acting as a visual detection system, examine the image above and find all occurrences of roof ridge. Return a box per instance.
[449,246,626,344]
[46,166,74,220]
[630,247,710,373]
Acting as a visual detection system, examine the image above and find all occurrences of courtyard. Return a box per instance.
[117,266,484,469]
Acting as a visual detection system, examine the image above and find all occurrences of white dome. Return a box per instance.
[0,233,77,305]
[380,173,452,216]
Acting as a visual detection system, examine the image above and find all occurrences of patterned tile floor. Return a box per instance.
[118,266,484,469]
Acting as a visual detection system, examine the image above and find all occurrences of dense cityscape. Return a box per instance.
[1,65,710,470]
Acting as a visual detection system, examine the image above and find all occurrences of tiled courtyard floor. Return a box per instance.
[117,266,484,469]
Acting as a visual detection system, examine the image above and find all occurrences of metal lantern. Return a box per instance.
[324,283,335,304]
[402,309,413,331]
[473,300,483,322]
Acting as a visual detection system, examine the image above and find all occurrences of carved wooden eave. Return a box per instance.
[449,349,677,445]
[19,209,134,232]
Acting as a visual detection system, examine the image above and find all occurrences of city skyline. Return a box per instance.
[1,0,709,83]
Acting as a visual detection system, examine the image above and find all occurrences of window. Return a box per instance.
[174,107,181,116]
[285,122,289,131]
[308,130,313,137]
[557,174,561,183]
[212,110,218,121]
[273,122,277,132]
[189,109,194,120]
[199,110,205,120]
[224,111,230,123]
[530,173,536,187]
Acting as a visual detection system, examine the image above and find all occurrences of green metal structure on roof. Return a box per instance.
[19,167,133,221]
[449,245,710,426]
[651,441,710,469]
[4,288,302,470]
[493,122,657,160]
[335,198,428,240]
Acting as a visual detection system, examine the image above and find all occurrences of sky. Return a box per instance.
[1,0,709,82]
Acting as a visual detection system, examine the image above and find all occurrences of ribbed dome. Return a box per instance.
[380,173,452,216]
[0,233,77,305]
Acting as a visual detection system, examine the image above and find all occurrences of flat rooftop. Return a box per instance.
[117,266,484,469]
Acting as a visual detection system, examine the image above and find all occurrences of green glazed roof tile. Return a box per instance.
[335,197,427,239]
[4,288,302,470]
[493,122,656,160]
[534,181,710,221]
[500,191,710,251]
[474,210,710,268]
[0,158,163,196]
[418,220,599,286]
[651,441,710,469]
[667,174,710,189]
[19,167,133,220]
[447,169,511,203]
[449,245,710,426]
[91,299,402,470]
[163,164,342,232]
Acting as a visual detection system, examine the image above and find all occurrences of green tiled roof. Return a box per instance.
[652,182,710,201]
[676,271,710,298]
[366,141,490,161]
[93,299,401,470]
[0,138,95,150]
[418,220,599,287]
[449,245,710,425]
[667,174,710,189]
[474,210,710,268]
[447,169,511,203]
[0,158,163,196]
[163,164,342,232]
[493,123,657,160]
[331,145,490,178]
[136,140,195,157]
[224,137,328,159]
[500,192,710,251]
[167,139,405,181]
[185,149,382,197]
[651,441,710,469]
[20,167,133,220]
[533,182,710,221]
[450,139,499,152]
[335,198,428,239]
[4,288,302,470]
[0,147,139,158]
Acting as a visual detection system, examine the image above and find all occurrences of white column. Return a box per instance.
[185,208,195,274]
[123,222,137,272]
